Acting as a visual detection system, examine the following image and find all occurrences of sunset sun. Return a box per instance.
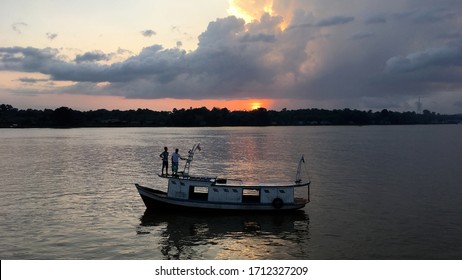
[250,102,262,110]
[244,99,273,111]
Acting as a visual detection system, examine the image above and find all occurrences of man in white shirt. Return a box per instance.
[171,148,185,176]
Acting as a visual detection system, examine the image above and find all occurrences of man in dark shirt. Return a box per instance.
[159,146,169,176]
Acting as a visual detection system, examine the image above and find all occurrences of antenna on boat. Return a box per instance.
[417,96,422,114]
[182,143,201,177]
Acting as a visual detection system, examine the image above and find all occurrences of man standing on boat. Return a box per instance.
[160,147,169,176]
[171,148,186,176]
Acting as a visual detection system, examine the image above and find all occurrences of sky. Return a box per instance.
[1,0,462,113]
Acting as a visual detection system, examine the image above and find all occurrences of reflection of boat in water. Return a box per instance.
[137,210,310,259]
[135,144,311,212]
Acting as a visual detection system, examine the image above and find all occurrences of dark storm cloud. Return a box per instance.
[287,14,355,30]
[75,51,112,63]
[364,15,387,24]
[385,46,462,74]
[315,16,355,27]
[410,7,456,24]
[240,33,276,43]
[351,32,374,40]
[0,47,59,71]
[17,77,49,84]
[454,100,462,108]
[377,46,462,100]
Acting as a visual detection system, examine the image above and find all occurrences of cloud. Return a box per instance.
[141,30,156,37]
[46,33,58,40]
[75,51,112,63]
[243,33,276,43]
[385,46,462,73]
[12,22,28,34]
[352,32,374,40]
[17,77,49,84]
[287,14,355,30]
[0,47,59,72]
[364,15,387,24]
[315,16,354,27]
[411,7,456,24]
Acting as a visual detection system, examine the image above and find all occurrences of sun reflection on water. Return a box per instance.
[138,211,310,259]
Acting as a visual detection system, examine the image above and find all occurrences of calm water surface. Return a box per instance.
[1,126,461,259]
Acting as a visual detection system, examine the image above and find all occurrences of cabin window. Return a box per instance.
[189,186,208,201]
[171,181,177,185]
[279,190,285,193]
[242,188,260,203]
[213,188,218,192]
[224,189,229,192]
[180,182,185,186]
[232,189,238,193]
[216,178,227,184]
[264,190,270,193]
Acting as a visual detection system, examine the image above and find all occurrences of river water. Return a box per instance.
[1,126,461,259]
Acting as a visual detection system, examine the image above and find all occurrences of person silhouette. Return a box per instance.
[171,148,185,176]
[159,146,169,176]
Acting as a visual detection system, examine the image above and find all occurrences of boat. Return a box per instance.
[135,144,311,212]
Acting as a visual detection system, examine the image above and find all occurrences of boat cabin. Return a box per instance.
[165,175,308,208]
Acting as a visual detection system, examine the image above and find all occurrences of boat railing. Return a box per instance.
[214,178,243,185]
[187,175,216,182]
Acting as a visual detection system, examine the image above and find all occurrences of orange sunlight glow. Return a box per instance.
[227,3,254,23]
[160,98,273,111]
[228,0,274,23]
[14,94,275,112]
[250,101,263,110]
[227,0,289,30]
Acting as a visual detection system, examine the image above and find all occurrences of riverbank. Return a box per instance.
[1,104,461,128]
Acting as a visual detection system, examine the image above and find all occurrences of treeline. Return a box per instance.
[1,104,461,128]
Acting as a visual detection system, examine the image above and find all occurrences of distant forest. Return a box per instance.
[1,104,461,128]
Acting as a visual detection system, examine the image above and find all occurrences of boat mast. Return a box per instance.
[295,155,305,183]
[182,143,200,177]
